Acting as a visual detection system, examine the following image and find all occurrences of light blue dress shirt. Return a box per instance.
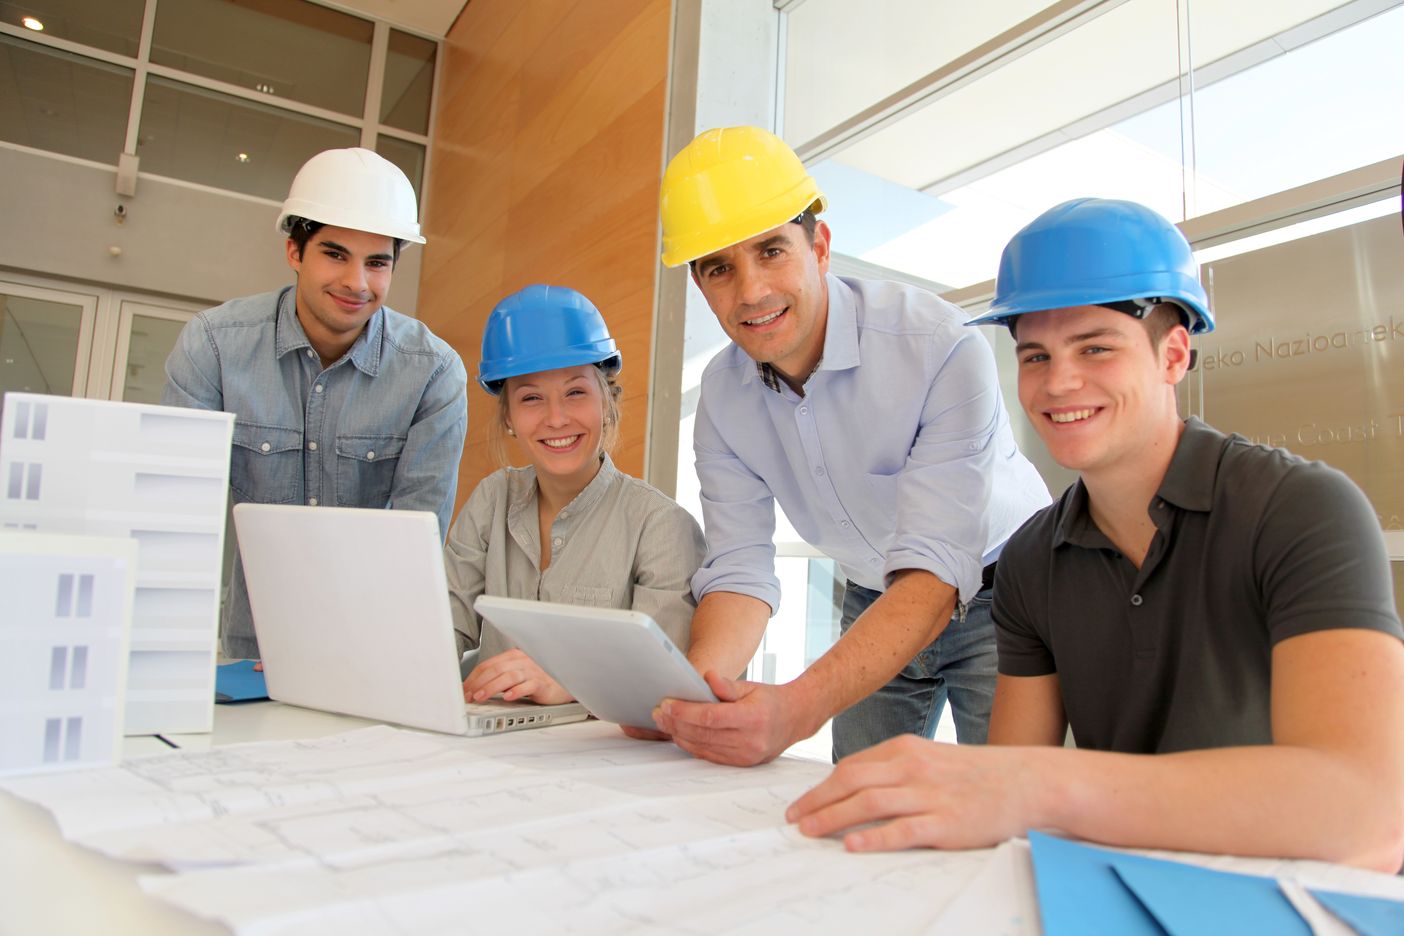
[163,286,468,658]
[691,273,1050,611]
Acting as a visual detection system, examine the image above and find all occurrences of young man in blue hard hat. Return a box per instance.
[163,148,468,661]
[644,126,1051,767]
[786,198,1404,869]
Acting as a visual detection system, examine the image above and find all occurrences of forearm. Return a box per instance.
[790,570,956,734]
[687,591,771,680]
[1028,743,1404,870]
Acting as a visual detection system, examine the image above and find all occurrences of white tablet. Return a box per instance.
[472,595,717,729]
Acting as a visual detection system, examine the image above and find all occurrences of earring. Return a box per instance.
[506,427,515,437]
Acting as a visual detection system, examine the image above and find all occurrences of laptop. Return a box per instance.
[232,504,588,736]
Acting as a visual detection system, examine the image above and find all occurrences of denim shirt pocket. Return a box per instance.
[335,433,405,508]
[230,422,303,504]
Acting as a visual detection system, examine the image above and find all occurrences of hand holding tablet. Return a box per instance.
[472,595,718,730]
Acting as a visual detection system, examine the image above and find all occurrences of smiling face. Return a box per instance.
[1014,305,1191,482]
[690,219,831,385]
[286,225,395,361]
[503,364,609,489]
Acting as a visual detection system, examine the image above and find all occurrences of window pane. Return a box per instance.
[139,76,359,201]
[0,292,83,405]
[150,0,372,117]
[381,30,435,134]
[0,0,146,57]
[795,1,1390,292]
[1196,209,1404,528]
[783,0,1049,147]
[0,35,132,165]
[375,135,425,202]
[122,314,189,404]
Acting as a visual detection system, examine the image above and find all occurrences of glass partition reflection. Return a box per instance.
[0,292,83,406]
[1197,212,1404,529]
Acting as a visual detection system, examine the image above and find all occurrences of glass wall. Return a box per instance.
[1,0,438,201]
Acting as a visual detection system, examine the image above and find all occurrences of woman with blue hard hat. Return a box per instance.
[444,285,705,707]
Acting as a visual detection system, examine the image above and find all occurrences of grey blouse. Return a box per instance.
[444,454,706,661]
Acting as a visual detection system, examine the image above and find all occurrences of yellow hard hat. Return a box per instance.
[659,126,827,268]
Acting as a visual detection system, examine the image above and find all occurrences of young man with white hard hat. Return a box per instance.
[163,147,468,661]
[644,126,1050,766]
[787,198,1404,869]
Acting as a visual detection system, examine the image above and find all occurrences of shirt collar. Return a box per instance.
[508,453,621,518]
[273,286,384,377]
[752,272,860,395]
[1052,416,1221,549]
[1153,416,1220,512]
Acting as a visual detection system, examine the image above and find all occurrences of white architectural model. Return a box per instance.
[0,531,136,774]
[0,393,234,734]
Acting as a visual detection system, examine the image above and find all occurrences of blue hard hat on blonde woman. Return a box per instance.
[967,198,1215,334]
[477,285,622,394]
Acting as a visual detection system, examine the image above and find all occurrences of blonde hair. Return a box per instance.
[488,365,622,468]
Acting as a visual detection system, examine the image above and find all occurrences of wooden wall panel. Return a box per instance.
[417,0,672,512]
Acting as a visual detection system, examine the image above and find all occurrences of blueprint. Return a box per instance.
[9,720,1404,935]
[0,722,988,933]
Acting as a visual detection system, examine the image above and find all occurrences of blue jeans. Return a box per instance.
[831,580,996,762]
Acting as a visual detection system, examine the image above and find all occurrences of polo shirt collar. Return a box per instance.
[1153,417,1219,512]
[1052,417,1220,548]
[274,286,384,377]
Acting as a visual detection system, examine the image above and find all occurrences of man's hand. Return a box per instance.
[785,734,1041,851]
[651,671,815,767]
[462,648,573,706]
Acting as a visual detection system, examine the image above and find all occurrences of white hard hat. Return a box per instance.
[276,147,426,245]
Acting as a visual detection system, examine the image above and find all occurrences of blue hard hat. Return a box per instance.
[477,285,622,395]
[967,198,1214,334]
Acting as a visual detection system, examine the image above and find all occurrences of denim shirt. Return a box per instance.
[163,286,468,658]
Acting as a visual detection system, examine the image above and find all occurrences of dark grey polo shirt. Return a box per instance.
[994,417,1402,754]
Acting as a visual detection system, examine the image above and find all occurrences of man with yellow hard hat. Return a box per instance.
[163,148,468,662]
[649,126,1049,766]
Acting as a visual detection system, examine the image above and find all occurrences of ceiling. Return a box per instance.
[326,0,468,38]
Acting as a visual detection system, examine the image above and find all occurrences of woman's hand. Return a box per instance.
[462,648,574,705]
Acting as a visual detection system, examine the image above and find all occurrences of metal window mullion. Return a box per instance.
[374,125,429,146]
[362,21,389,149]
[123,0,159,157]
[142,63,364,129]
[938,154,1404,313]
[792,0,1127,166]
[417,35,444,208]
[0,23,137,68]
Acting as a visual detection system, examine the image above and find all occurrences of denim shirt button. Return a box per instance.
[308,441,318,451]
[308,497,318,506]
[552,537,563,547]
[314,383,324,394]
[260,442,271,453]
[366,451,375,460]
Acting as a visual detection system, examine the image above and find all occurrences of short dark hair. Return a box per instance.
[688,208,819,274]
[285,216,403,264]
[1007,301,1185,347]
